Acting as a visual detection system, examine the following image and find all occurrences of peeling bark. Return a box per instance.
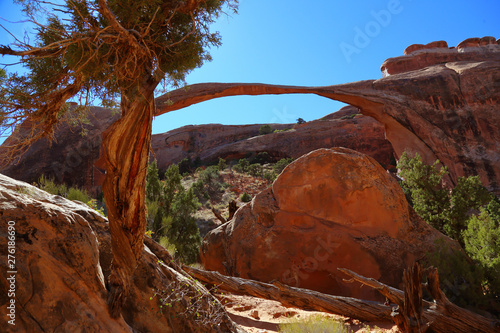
[102,83,156,317]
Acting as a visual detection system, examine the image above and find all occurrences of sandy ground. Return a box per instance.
[220,293,399,333]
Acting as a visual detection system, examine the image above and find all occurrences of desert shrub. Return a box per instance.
[463,198,500,297]
[397,152,490,243]
[192,166,224,201]
[423,239,486,310]
[178,157,193,174]
[240,192,252,203]
[146,161,202,264]
[258,124,273,135]
[273,157,294,175]
[279,315,349,333]
[38,175,67,196]
[233,158,249,173]
[264,171,278,183]
[398,152,499,311]
[247,163,263,177]
[66,187,90,203]
[167,187,202,264]
[217,157,227,171]
[296,117,306,124]
[249,151,272,165]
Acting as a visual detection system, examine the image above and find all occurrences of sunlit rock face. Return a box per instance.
[201,148,460,301]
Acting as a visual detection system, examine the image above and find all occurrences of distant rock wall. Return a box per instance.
[152,106,394,172]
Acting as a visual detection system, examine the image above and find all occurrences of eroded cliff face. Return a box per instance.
[157,37,500,194]
[201,148,461,301]
[0,174,241,332]
[0,106,119,193]
[1,105,394,189]
[152,106,394,171]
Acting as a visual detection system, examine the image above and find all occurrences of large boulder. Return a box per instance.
[0,174,241,332]
[201,148,460,301]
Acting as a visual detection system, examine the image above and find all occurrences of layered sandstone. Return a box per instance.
[1,106,394,190]
[201,148,461,300]
[152,106,394,171]
[0,174,241,332]
[156,37,500,194]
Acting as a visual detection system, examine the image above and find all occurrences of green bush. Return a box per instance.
[146,161,202,264]
[273,157,294,175]
[463,198,500,296]
[39,175,67,196]
[258,124,273,135]
[66,187,90,203]
[240,192,252,203]
[233,158,249,173]
[247,163,263,177]
[217,157,227,171]
[397,152,490,242]
[397,151,499,312]
[279,315,349,333]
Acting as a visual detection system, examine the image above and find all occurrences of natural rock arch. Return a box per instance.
[155,50,500,195]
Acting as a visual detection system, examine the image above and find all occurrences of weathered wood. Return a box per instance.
[102,83,156,318]
[183,265,500,333]
[341,264,500,333]
[183,266,393,323]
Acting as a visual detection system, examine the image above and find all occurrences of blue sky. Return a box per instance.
[1,0,499,143]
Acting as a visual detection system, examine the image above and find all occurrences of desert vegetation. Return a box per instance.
[397,152,500,312]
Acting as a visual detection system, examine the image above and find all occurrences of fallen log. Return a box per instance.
[184,265,393,323]
[184,265,500,333]
[340,264,499,333]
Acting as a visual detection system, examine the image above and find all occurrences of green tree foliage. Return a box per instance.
[463,198,500,295]
[258,124,273,135]
[233,158,249,173]
[217,157,227,171]
[167,187,201,264]
[146,161,201,264]
[273,157,294,175]
[398,152,500,310]
[0,0,238,149]
[397,152,490,241]
[191,166,224,201]
[296,117,306,124]
[240,192,252,203]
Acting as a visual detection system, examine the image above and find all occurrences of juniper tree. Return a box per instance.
[0,0,237,317]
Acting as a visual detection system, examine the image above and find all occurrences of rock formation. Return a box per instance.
[0,106,119,194]
[156,37,500,195]
[152,106,394,171]
[201,148,461,301]
[0,174,242,332]
[1,105,394,190]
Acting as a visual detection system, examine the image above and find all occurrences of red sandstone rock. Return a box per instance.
[1,105,394,190]
[0,174,241,332]
[156,37,500,194]
[404,40,448,55]
[382,36,499,76]
[0,106,119,194]
[201,148,461,301]
[152,106,393,171]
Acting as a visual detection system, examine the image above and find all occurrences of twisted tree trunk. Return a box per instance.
[102,83,156,317]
